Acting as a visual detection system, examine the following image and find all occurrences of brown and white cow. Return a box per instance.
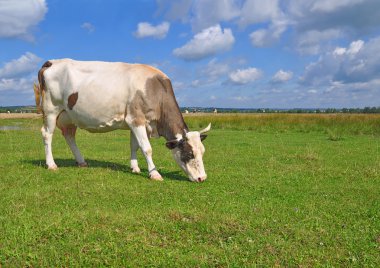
[34,59,210,182]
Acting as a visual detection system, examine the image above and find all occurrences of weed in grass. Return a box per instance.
[326,128,344,141]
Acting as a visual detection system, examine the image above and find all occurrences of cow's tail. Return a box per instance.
[33,82,43,114]
[35,61,52,115]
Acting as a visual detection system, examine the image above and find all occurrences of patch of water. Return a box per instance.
[0,126,22,131]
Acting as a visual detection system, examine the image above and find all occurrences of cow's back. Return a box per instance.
[42,59,168,132]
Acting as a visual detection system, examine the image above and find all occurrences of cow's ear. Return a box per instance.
[166,140,179,149]
[200,134,207,141]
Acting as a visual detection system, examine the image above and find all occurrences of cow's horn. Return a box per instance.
[199,123,211,134]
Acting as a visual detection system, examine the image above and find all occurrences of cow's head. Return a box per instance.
[166,123,211,182]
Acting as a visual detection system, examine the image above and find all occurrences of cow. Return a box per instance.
[34,59,211,182]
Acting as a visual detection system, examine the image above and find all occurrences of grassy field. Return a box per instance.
[0,114,379,266]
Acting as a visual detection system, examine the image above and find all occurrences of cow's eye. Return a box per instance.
[180,150,194,163]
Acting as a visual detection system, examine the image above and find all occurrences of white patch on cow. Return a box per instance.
[186,131,207,181]
[171,131,207,182]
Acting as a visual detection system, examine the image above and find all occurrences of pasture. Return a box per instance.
[0,113,379,266]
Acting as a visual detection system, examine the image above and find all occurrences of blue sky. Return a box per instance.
[1,0,380,108]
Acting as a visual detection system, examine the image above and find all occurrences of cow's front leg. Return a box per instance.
[129,125,162,181]
[41,114,58,170]
[130,131,141,173]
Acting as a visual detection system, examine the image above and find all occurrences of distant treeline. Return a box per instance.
[0,106,37,113]
[182,106,380,114]
[1,106,380,114]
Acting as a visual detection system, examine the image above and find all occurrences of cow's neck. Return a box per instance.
[154,76,189,141]
[158,102,188,141]
[158,110,188,141]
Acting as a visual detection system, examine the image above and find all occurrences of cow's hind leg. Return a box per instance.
[127,123,162,181]
[130,131,141,173]
[57,111,87,167]
[41,114,58,170]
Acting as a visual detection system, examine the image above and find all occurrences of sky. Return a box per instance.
[1,0,380,108]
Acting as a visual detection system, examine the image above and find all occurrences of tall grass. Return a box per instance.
[185,113,380,135]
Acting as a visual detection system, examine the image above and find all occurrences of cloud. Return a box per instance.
[310,0,364,13]
[158,0,380,53]
[190,0,240,32]
[134,21,170,39]
[272,70,293,83]
[300,37,380,87]
[0,52,42,79]
[157,0,239,32]
[228,67,263,85]
[250,19,287,47]
[81,22,95,33]
[239,0,281,27]
[190,58,230,87]
[202,58,229,81]
[0,0,47,41]
[0,77,33,93]
[295,29,343,55]
[173,25,235,61]
[290,0,380,33]
[0,51,43,105]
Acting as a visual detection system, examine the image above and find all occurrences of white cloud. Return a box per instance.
[295,29,343,55]
[0,52,42,79]
[228,67,262,85]
[134,21,170,39]
[250,20,287,47]
[0,0,47,41]
[190,58,230,87]
[231,96,251,102]
[290,0,380,33]
[239,0,281,26]
[158,0,380,53]
[157,0,239,32]
[310,0,365,13]
[81,22,95,33]
[272,70,293,83]
[191,79,201,87]
[173,25,235,61]
[172,81,185,90]
[300,37,380,87]
[0,77,33,92]
[202,58,229,81]
[190,0,240,32]
[308,89,317,94]
[346,40,364,54]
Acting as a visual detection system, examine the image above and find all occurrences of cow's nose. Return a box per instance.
[197,175,207,182]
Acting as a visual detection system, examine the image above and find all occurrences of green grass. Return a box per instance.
[0,115,379,266]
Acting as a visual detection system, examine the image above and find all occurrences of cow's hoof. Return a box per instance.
[150,171,163,181]
[77,162,88,168]
[131,166,141,173]
[47,164,58,170]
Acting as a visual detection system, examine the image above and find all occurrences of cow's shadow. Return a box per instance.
[25,158,188,182]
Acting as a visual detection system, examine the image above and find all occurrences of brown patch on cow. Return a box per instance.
[132,117,146,126]
[38,61,52,92]
[68,92,78,110]
[129,90,149,127]
[179,140,195,163]
[143,75,188,141]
